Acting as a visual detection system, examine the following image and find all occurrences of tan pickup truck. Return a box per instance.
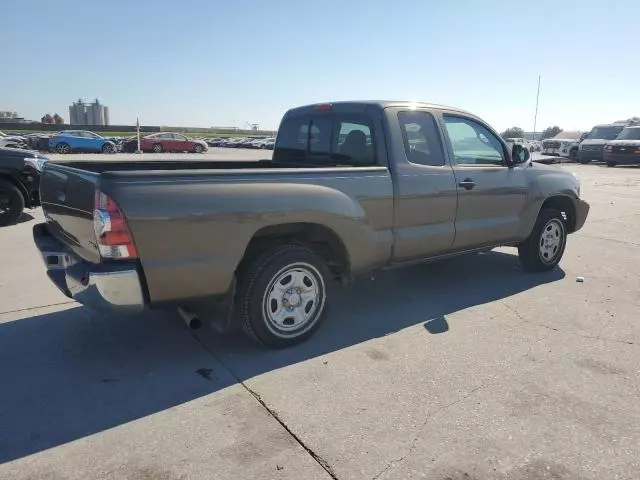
[33,101,589,348]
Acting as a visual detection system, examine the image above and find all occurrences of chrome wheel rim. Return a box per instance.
[57,144,69,153]
[539,219,564,264]
[262,263,325,337]
[153,144,162,152]
[195,145,202,152]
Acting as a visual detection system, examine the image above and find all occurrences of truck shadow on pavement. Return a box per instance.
[203,250,565,379]
[0,250,564,463]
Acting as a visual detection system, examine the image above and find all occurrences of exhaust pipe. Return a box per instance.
[177,307,202,330]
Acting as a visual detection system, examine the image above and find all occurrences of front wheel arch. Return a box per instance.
[537,195,577,233]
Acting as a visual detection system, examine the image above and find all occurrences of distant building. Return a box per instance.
[523,132,544,141]
[0,110,29,123]
[68,98,109,126]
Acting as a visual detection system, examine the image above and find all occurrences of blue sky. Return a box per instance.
[3,0,637,131]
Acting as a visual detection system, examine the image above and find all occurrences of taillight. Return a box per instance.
[93,190,138,259]
[314,103,333,111]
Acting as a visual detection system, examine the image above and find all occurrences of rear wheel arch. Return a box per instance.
[239,223,351,280]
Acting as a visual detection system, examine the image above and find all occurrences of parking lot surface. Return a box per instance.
[1,162,639,480]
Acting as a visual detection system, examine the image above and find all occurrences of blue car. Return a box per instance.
[49,130,116,154]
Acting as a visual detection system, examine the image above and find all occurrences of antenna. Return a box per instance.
[533,75,541,140]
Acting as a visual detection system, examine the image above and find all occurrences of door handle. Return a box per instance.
[458,179,475,190]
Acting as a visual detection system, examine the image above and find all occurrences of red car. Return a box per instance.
[140,133,208,153]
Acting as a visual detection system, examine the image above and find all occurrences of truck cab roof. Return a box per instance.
[284,101,474,117]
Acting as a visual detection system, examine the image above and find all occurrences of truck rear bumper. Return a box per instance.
[33,223,145,314]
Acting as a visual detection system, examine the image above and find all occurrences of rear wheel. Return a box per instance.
[152,143,163,153]
[606,161,616,167]
[238,244,330,348]
[56,142,70,154]
[0,179,25,226]
[569,148,578,159]
[518,208,567,272]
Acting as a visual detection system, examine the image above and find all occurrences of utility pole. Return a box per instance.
[136,116,141,154]
[533,75,541,140]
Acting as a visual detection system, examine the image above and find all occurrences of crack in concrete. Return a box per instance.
[502,302,637,347]
[188,331,339,480]
[371,382,491,480]
[371,328,553,480]
[574,233,640,247]
[0,300,76,316]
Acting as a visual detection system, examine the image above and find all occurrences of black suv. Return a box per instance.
[0,147,48,226]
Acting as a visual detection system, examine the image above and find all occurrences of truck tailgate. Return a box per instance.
[39,163,101,264]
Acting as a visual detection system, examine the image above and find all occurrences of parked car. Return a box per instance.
[603,126,640,167]
[206,138,226,147]
[263,138,276,150]
[137,133,208,153]
[49,130,116,154]
[542,132,586,160]
[0,147,48,225]
[253,137,276,149]
[578,124,626,164]
[0,132,27,149]
[33,100,589,348]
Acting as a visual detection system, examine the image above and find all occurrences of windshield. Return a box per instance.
[616,128,640,140]
[587,126,624,140]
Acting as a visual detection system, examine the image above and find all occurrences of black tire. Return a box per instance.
[569,148,578,159]
[518,208,567,272]
[193,144,203,153]
[606,161,616,167]
[152,143,163,153]
[0,179,25,227]
[238,244,331,348]
[56,142,70,154]
[101,143,115,154]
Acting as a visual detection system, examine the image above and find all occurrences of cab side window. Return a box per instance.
[443,115,505,166]
[398,111,445,166]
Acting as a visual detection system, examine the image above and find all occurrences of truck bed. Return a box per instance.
[52,159,277,173]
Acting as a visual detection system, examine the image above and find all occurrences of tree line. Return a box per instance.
[500,126,562,140]
[500,117,639,140]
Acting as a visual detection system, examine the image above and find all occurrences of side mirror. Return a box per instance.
[510,143,530,166]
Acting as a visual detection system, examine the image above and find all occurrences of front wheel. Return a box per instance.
[606,161,616,167]
[238,244,330,348]
[518,208,567,272]
[193,144,203,153]
[0,179,25,226]
[101,143,115,154]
